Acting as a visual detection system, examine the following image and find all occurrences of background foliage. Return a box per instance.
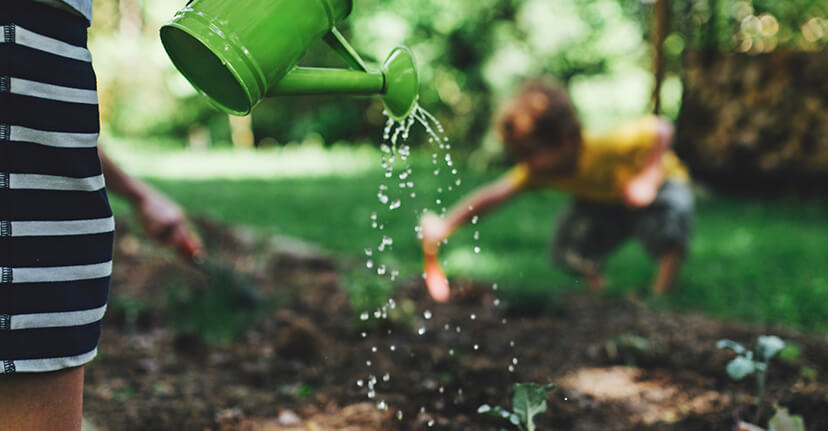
[90,0,824,158]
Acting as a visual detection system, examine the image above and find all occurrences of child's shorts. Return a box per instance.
[552,181,693,274]
[0,1,113,374]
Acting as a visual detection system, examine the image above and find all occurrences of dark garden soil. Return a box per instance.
[83,218,828,431]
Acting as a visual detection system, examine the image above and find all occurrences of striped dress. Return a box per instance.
[0,0,112,374]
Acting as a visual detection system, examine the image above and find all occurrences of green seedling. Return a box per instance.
[717,335,786,424]
[478,383,556,431]
[768,406,806,431]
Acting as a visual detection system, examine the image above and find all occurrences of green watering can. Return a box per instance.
[160,0,419,120]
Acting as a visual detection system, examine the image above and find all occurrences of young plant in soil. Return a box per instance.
[477,383,556,431]
[717,335,785,425]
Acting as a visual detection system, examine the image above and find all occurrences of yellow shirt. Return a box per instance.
[507,115,689,203]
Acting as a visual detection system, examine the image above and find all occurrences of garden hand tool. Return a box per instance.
[178,235,263,307]
[424,249,450,303]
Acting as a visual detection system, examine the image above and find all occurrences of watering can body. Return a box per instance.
[161,0,418,119]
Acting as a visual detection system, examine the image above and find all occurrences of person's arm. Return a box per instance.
[623,117,674,207]
[421,172,522,254]
[419,171,522,302]
[99,149,203,258]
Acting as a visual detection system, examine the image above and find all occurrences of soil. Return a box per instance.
[84,218,828,431]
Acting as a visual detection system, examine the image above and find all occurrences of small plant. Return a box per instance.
[717,335,785,424]
[478,382,555,431]
[767,406,805,431]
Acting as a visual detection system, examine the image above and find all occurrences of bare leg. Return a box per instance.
[651,246,684,295]
[0,366,84,431]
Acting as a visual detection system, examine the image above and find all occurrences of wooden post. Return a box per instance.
[651,0,669,115]
[229,115,255,149]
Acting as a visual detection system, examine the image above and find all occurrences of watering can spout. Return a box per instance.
[270,46,419,120]
[160,0,419,120]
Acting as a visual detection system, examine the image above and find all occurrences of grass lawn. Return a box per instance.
[107,144,828,332]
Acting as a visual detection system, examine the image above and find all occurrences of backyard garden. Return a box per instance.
[77,0,828,430]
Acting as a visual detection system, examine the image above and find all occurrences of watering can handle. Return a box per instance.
[323,27,370,72]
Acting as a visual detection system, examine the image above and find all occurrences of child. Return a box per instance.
[0,1,200,429]
[421,80,693,302]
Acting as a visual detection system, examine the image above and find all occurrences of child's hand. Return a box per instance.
[624,165,662,208]
[624,176,658,207]
[420,213,450,302]
[420,213,448,255]
[136,189,203,259]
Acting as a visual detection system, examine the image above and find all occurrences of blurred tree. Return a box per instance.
[89,0,825,160]
[670,0,828,193]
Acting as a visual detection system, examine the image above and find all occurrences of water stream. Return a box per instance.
[358,103,519,424]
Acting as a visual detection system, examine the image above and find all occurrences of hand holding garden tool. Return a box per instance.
[137,188,205,259]
[131,183,259,307]
[420,213,451,303]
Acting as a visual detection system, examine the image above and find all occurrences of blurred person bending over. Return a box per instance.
[421,79,693,302]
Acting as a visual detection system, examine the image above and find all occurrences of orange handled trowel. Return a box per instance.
[424,250,450,303]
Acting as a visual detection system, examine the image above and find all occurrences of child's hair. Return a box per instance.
[497,80,582,162]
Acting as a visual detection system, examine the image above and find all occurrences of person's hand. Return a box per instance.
[624,166,661,208]
[420,213,450,302]
[420,213,448,255]
[136,188,203,259]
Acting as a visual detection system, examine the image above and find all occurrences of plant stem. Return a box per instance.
[754,368,766,424]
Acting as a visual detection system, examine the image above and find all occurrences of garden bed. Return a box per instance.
[83,218,828,431]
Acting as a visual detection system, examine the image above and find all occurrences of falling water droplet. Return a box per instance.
[360,312,369,321]
[418,327,426,336]
[423,310,433,320]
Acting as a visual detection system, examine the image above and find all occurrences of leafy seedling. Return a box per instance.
[478,382,556,431]
[767,406,805,431]
[717,335,785,424]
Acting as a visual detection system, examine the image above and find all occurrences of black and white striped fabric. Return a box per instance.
[1,0,112,374]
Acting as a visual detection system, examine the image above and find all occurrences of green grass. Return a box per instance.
[108,145,828,332]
